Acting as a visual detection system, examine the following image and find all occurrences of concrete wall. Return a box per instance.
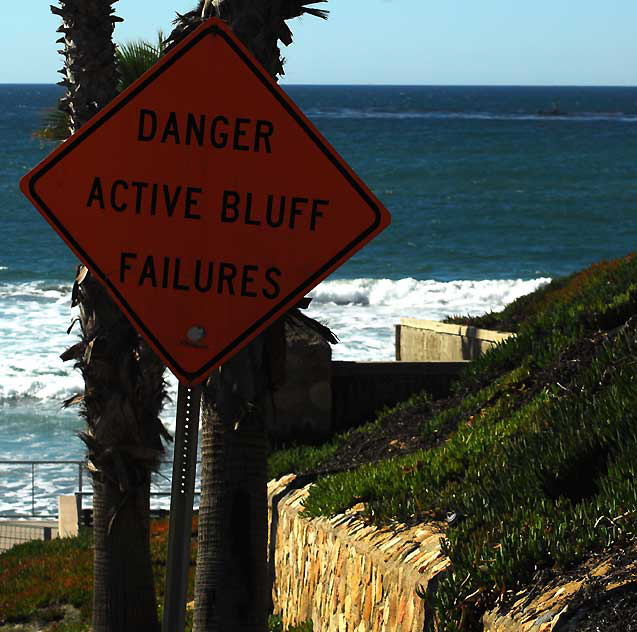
[273,319,468,441]
[331,361,466,433]
[396,318,514,362]
[268,475,448,632]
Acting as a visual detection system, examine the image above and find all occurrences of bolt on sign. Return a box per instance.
[21,19,391,385]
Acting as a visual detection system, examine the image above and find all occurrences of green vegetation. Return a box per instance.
[0,521,176,628]
[0,530,93,624]
[268,390,434,481]
[444,256,632,334]
[269,254,637,630]
[0,518,308,631]
[268,615,313,632]
[268,437,342,480]
[6,255,637,630]
[115,33,165,92]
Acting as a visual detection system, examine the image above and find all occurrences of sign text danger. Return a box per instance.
[137,108,275,152]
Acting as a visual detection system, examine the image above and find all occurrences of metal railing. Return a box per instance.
[0,520,57,552]
[0,460,84,518]
[0,460,200,519]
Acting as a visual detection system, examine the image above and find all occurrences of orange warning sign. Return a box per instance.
[20,19,391,384]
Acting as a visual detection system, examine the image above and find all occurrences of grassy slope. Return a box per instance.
[0,517,309,632]
[0,531,93,627]
[0,519,184,629]
[268,254,637,630]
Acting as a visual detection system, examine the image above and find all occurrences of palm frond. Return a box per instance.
[166,1,328,66]
[286,308,339,345]
[34,32,165,140]
[116,36,164,91]
[283,1,329,21]
[32,107,69,141]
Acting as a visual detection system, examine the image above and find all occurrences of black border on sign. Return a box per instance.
[27,22,385,383]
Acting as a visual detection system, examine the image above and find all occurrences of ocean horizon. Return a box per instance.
[2,82,636,86]
[1,82,636,514]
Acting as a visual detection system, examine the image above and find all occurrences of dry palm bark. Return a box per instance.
[164,3,328,630]
[53,2,169,630]
[52,0,120,136]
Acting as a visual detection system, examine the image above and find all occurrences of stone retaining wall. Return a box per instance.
[268,475,448,631]
[482,542,637,631]
[396,318,514,362]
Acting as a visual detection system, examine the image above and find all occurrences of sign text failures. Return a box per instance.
[86,108,331,300]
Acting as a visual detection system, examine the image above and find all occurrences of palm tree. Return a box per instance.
[36,33,165,141]
[52,2,170,630]
[116,32,166,91]
[162,3,330,630]
[64,272,169,632]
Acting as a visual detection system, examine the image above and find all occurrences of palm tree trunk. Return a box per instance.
[53,3,169,630]
[195,339,272,631]
[66,272,168,632]
[166,4,327,630]
[52,0,120,135]
[92,476,158,630]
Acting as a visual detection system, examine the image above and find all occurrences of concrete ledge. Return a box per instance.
[399,318,512,343]
[396,318,514,362]
[268,475,448,631]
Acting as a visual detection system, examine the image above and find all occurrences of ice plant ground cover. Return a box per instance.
[268,254,637,630]
[0,516,311,631]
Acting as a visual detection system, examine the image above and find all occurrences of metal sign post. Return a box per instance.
[162,383,202,632]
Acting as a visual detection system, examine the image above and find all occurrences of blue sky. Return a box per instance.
[2,1,636,85]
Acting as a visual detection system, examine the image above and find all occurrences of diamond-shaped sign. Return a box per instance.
[20,19,391,384]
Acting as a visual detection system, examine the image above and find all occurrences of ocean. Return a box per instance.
[2,84,637,515]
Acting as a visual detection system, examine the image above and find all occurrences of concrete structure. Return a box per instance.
[273,320,468,441]
[58,495,79,538]
[268,475,448,632]
[396,318,514,362]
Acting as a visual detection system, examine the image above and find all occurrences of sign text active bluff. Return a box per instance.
[20,19,391,384]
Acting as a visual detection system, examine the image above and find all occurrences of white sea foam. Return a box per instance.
[0,281,82,403]
[307,277,550,360]
[0,275,548,514]
[0,277,549,402]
